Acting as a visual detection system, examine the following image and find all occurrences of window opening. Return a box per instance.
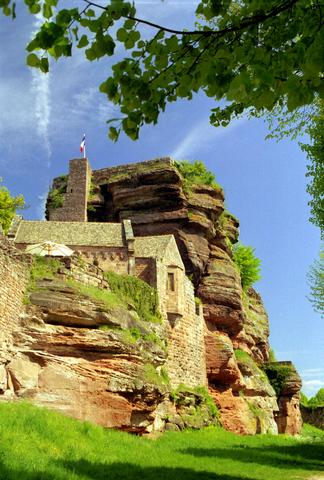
[167,272,175,291]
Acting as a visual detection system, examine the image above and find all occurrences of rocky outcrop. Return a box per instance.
[20,157,302,434]
[81,158,301,434]
[272,362,302,435]
[0,265,217,434]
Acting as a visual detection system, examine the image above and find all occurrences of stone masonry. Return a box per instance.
[0,235,30,362]
[49,159,91,222]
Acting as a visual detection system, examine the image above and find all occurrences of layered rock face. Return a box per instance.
[78,158,301,434]
[0,252,217,434]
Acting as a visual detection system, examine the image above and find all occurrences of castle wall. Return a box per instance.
[166,276,206,388]
[162,273,207,388]
[135,258,157,286]
[0,237,30,361]
[15,244,130,276]
[76,247,129,274]
[49,158,91,222]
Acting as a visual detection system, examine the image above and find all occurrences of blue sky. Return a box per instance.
[0,1,323,397]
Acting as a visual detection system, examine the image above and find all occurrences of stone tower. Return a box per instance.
[49,158,91,222]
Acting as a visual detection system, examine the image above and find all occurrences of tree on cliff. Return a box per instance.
[1,0,323,141]
[266,98,324,237]
[308,250,324,317]
[0,180,25,234]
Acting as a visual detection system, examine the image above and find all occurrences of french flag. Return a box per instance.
[80,134,86,154]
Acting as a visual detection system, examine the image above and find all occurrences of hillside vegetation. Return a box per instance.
[0,403,323,480]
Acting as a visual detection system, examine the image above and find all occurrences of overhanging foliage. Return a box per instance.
[1,0,323,141]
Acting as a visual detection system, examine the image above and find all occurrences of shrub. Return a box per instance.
[105,271,161,323]
[263,363,293,397]
[170,384,219,419]
[175,160,221,193]
[232,243,261,291]
[47,175,67,209]
[0,179,25,233]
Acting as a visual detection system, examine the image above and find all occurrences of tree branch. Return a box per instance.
[82,0,299,37]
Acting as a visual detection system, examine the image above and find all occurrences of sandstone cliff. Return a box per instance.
[1,157,302,435]
[84,158,301,434]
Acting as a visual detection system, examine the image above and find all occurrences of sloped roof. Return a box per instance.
[134,235,174,259]
[15,221,125,247]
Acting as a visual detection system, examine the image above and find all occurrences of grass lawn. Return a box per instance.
[0,402,323,480]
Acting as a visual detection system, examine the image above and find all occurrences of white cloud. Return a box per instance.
[31,11,51,162]
[171,116,248,160]
[36,192,48,220]
[301,368,324,378]
[303,380,324,387]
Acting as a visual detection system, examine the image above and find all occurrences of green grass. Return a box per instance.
[0,403,323,480]
[68,280,122,310]
[175,160,221,192]
[24,256,61,302]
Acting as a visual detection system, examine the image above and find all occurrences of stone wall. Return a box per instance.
[56,256,109,289]
[75,247,129,274]
[0,237,30,360]
[165,275,207,388]
[135,258,157,287]
[49,158,91,222]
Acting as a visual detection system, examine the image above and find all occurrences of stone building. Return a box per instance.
[12,213,206,389]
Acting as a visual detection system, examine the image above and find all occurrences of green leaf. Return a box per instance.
[85,8,95,17]
[124,19,136,29]
[39,57,49,73]
[108,126,119,141]
[29,4,41,14]
[40,57,49,72]
[26,53,40,68]
[116,28,128,42]
[106,118,121,124]
[77,35,89,49]
[43,3,52,19]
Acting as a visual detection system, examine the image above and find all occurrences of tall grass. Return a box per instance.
[0,402,323,480]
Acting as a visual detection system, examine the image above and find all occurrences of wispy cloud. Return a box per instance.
[70,87,119,123]
[36,192,48,220]
[303,379,324,386]
[170,116,248,159]
[301,368,324,378]
[31,11,51,162]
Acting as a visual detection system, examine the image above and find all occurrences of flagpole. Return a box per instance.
[80,133,86,158]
